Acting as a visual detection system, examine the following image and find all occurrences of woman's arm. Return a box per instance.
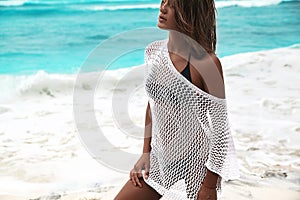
[130,101,152,187]
[202,54,223,187]
[197,55,223,200]
[202,170,218,188]
[143,101,152,153]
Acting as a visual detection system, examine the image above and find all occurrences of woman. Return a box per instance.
[115,0,239,199]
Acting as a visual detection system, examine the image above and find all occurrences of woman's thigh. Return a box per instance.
[114,177,162,200]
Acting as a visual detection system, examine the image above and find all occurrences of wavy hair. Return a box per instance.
[169,0,217,54]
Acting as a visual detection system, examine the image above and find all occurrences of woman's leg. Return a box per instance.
[114,177,162,200]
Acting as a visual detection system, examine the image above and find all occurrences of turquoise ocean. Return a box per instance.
[0,1,300,197]
[0,0,299,75]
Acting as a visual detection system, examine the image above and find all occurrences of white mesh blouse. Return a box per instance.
[143,40,239,200]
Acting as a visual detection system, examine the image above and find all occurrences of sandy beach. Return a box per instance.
[0,46,299,199]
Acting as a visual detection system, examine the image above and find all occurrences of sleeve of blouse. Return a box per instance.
[143,44,151,89]
[205,100,239,181]
[143,40,161,90]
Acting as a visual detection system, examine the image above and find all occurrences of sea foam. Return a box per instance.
[0,71,75,101]
[0,46,299,199]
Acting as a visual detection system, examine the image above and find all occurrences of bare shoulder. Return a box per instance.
[209,53,224,80]
[193,53,225,99]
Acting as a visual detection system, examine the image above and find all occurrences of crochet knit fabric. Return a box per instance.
[143,40,239,200]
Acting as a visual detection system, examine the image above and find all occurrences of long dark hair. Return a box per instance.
[169,0,217,54]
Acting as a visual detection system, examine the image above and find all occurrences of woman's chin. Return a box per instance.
[157,23,168,30]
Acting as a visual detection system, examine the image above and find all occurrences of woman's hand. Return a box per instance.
[129,153,150,187]
[196,184,217,200]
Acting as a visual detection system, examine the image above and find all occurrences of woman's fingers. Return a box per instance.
[133,172,143,187]
[129,154,150,187]
[129,170,137,186]
[134,164,143,187]
[130,167,143,187]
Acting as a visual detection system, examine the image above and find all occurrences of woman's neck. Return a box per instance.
[167,31,191,59]
[168,30,208,60]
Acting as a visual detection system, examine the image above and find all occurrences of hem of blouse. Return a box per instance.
[205,161,239,183]
[143,177,165,196]
[205,161,227,180]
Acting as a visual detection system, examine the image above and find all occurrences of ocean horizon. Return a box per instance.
[0,0,299,75]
